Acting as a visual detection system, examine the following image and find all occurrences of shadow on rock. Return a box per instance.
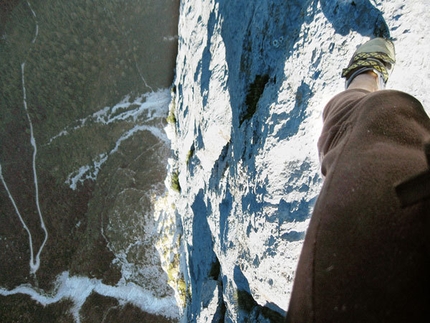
[320,0,390,38]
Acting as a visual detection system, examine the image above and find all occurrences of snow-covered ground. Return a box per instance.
[160,0,430,321]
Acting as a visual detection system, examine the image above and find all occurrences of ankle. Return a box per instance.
[347,71,380,92]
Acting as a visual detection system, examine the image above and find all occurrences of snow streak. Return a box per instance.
[0,271,179,323]
[0,1,48,275]
[21,60,49,274]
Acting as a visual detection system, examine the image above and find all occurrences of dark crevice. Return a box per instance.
[240,74,270,125]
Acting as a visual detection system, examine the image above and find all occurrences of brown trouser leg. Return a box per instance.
[286,89,430,323]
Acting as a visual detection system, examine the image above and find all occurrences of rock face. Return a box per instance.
[164,0,430,322]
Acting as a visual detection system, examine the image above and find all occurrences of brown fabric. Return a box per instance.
[286,89,430,323]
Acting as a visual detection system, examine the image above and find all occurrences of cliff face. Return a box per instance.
[164,0,430,322]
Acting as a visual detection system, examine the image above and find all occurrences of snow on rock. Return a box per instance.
[161,0,430,321]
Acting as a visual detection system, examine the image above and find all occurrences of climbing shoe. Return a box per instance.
[342,37,396,88]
